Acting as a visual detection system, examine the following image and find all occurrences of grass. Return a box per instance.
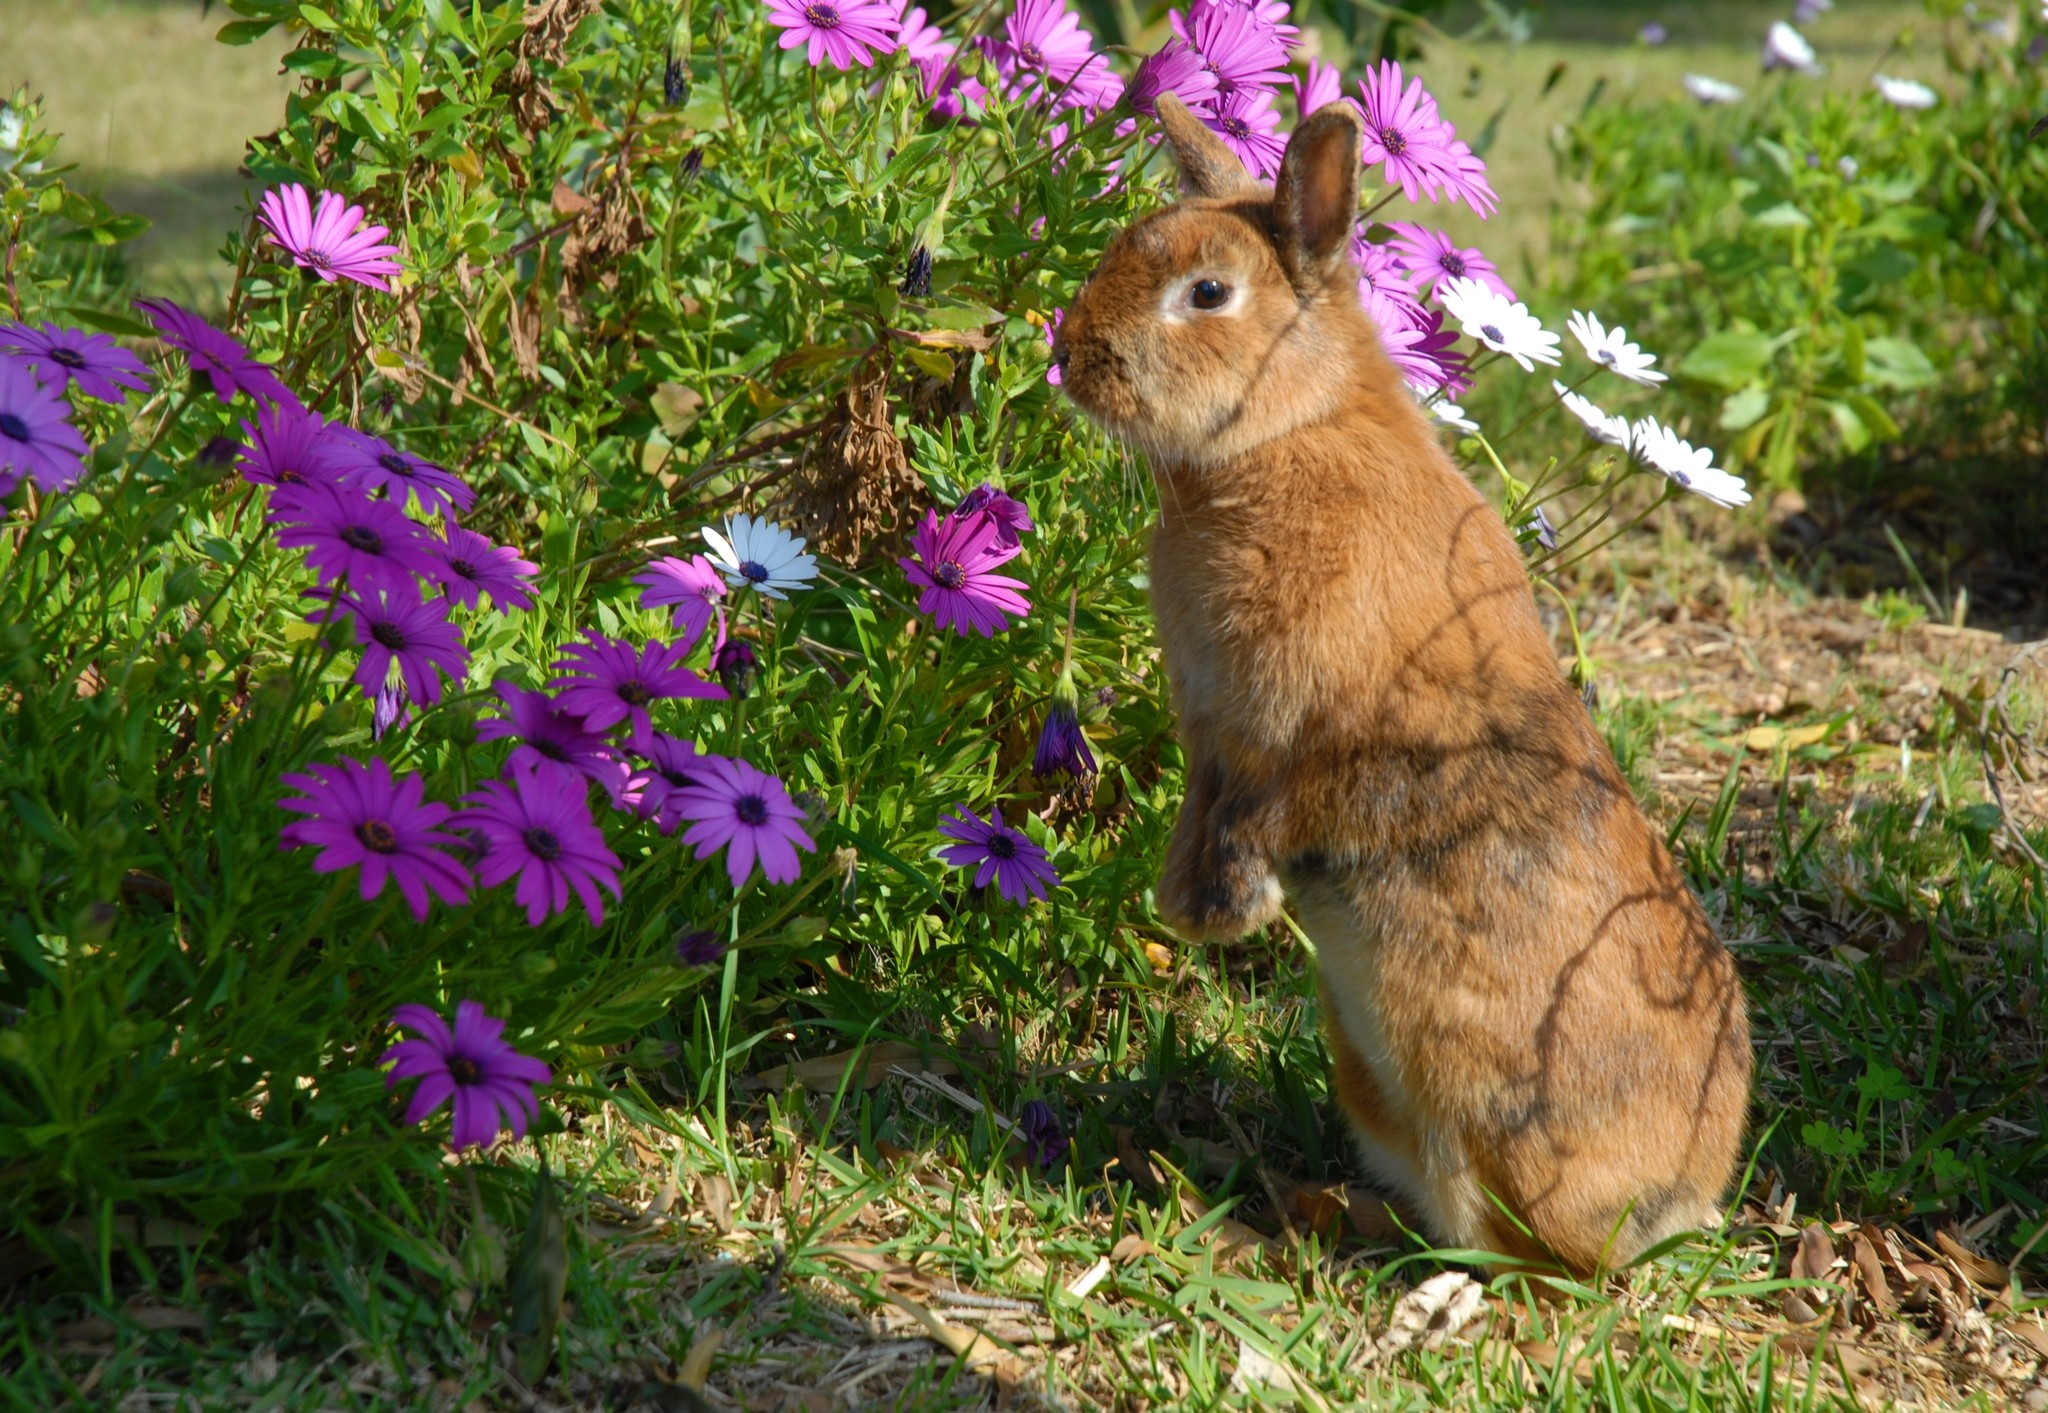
[1,3,2045,1410]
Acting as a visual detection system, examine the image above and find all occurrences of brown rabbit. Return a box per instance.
[1053,96,1752,1274]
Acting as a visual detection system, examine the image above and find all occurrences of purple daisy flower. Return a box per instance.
[1125,39,1220,117]
[1016,1099,1069,1168]
[268,480,442,599]
[1438,135,1499,219]
[382,1001,551,1150]
[668,753,817,890]
[425,526,537,614]
[460,764,623,927]
[938,805,1059,904]
[1294,56,1343,116]
[896,0,951,62]
[372,678,411,741]
[237,399,346,491]
[1378,308,1472,397]
[548,631,725,745]
[921,55,990,121]
[1200,88,1287,178]
[617,731,706,833]
[0,356,89,494]
[673,929,727,968]
[956,482,1034,546]
[307,587,470,706]
[634,553,727,650]
[900,509,1032,638]
[134,298,294,407]
[766,0,901,70]
[988,0,1121,111]
[256,183,404,292]
[1354,236,1430,332]
[278,756,473,920]
[1384,223,1512,300]
[0,322,149,403]
[322,426,475,519]
[1183,1,1292,98]
[477,683,621,788]
[1033,697,1097,779]
[1353,61,1457,204]
[712,638,759,699]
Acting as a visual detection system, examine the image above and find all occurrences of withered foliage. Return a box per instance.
[497,0,604,138]
[780,353,927,566]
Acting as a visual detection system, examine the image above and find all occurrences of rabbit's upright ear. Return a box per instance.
[1273,100,1364,291]
[1155,94,1258,200]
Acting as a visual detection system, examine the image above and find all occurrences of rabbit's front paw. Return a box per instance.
[1158,830,1284,940]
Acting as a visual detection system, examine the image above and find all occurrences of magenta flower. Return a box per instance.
[617,732,707,833]
[938,805,1059,903]
[900,509,1032,638]
[1354,236,1429,332]
[1377,308,1471,397]
[426,527,537,614]
[1353,62,1457,203]
[477,683,621,788]
[896,0,951,61]
[1125,39,1219,117]
[668,753,817,890]
[1437,136,1499,219]
[1294,56,1343,116]
[372,679,411,741]
[1033,697,1097,778]
[278,757,472,920]
[634,553,727,650]
[321,426,475,519]
[1017,1099,1069,1168]
[988,0,1121,110]
[765,0,901,70]
[548,631,724,744]
[1184,1,1292,98]
[134,298,294,407]
[0,357,89,495]
[1043,307,1064,386]
[308,587,470,706]
[1385,223,1511,299]
[0,323,149,403]
[922,56,990,121]
[1201,88,1287,178]
[237,399,345,491]
[956,483,1034,546]
[268,480,442,599]
[382,1001,550,1150]
[256,183,404,292]
[461,764,622,927]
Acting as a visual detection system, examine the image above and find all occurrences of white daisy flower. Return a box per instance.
[1631,418,1752,508]
[1553,381,1632,451]
[1566,311,1667,385]
[1873,74,1938,110]
[1763,22,1819,74]
[1683,73,1745,104]
[702,512,818,599]
[1427,400,1481,434]
[1838,155,1860,180]
[1438,277,1561,373]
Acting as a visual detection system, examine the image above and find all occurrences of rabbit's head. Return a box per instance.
[1054,96,1382,466]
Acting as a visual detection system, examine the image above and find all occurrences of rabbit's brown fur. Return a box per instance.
[1055,97,1751,1274]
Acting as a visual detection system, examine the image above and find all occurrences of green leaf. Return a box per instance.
[1846,393,1901,441]
[1746,201,1811,230]
[1679,330,1776,391]
[215,18,279,44]
[1829,399,1871,454]
[509,1157,567,1384]
[1719,388,1771,431]
[48,305,153,338]
[1864,336,1937,390]
[296,4,340,30]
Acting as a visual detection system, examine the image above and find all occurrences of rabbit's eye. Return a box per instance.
[1188,279,1230,310]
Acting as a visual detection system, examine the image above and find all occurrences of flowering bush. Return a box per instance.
[1546,8,2048,485]
[0,0,1734,1233]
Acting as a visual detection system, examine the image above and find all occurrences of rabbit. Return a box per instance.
[1051,95,1752,1274]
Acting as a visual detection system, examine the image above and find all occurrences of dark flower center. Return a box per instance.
[1381,126,1407,156]
[1480,324,1505,344]
[659,766,693,788]
[1671,470,1692,487]
[739,559,770,583]
[448,1055,482,1085]
[616,680,653,706]
[735,794,769,827]
[277,468,304,484]
[305,247,335,272]
[1221,116,1251,140]
[986,831,1018,860]
[805,2,841,26]
[378,451,413,477]
[371,621,407,650]
[523,826,563,861]
[50,347,86,370]
[534,738,570,761]
[1597,349,1618,364]
[1440,253,1467,276]
[355,817,400,853]
[932,560,966,590]
[0,413,29,443]
[447,558,477,579]
[1019,41,1046,66]
[341,524,386,554]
